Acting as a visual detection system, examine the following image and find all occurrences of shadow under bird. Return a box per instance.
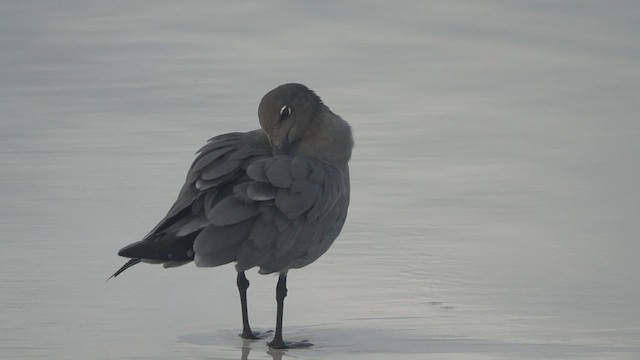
[111,83,353,349]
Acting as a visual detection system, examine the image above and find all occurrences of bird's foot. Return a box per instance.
[267,339,312,349]
[239,329,272,340]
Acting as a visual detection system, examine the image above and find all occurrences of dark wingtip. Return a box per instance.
[117,240,146,258]
[107,258,142,281]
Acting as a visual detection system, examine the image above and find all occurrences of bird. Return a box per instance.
[111,83,353,349]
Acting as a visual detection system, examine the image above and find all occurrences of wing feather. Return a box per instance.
[228,156,349,273]
[192,147,234,172]
[275,186,320,219]
[265,159,293,188]
[116,129,271,270]
[201,159,242,181]
[207,196,260,226]
[122,133,349,275]
[197,222,252,251]
[247,182,277,201]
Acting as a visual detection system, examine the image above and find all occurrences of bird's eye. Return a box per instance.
[279,105,291,120]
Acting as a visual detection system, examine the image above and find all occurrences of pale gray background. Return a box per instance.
[1,1,639,359]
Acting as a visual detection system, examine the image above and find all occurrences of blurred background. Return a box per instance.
[1,1,639,359]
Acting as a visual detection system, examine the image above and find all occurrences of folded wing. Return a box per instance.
[116,130,271,268]
[194,156,350,274]
[116,130,350,276]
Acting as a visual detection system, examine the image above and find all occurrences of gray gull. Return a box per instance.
[111,83,353,349]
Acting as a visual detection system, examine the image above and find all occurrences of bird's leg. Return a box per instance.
[237,271,259,339]
[268,273,288,349]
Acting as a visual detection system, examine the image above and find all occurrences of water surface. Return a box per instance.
[1,1,639,359]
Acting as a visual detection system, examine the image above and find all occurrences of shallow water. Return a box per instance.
[1,1,639,359]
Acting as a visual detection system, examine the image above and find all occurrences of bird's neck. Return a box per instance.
[295,107,353,166]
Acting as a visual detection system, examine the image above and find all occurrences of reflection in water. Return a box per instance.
[178,331,292,360]
[241,338,284,360]
[264,347,285,360]
[240,339,251,360]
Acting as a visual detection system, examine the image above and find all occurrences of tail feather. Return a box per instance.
[108,258,141,280]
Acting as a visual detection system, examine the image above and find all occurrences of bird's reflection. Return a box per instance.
[240,338,284,360]
[265,347,285,360]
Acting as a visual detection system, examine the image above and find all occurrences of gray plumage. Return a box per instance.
[114,84,352,273]
[112,83,353,348]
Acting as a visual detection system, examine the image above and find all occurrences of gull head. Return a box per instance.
[258,83,324,155]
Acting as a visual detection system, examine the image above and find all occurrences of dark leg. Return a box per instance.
[267,273,288,349]
[237,271,258,339]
